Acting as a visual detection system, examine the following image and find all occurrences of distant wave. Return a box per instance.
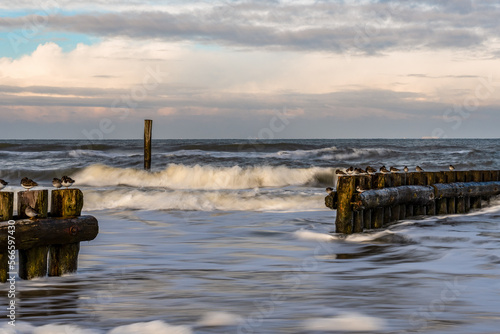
[83,188,325,211]
[74,164,335,189]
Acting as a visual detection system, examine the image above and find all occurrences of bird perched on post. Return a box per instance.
[403,166,409,173]
[21,177,38,191]
[449,165,455,171]
[355,168,366,175]
[356,185,368,193]
[52,178,62,188]
[325,187,334,195]
[365,166,376,175]
[61,176,75,189]
[25,205,39,220]
[335,169,346,175]
[390,167,400,173]
[416,166,424,172]
[346,166,354,175]
[380,166,390,174]
[0,179,8,190]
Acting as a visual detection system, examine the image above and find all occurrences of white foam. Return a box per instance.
[302,312,386,332]
[74,164,333,190]
[294,229,335,242]
[32,324,100,334]
[83,189,325,212]
[197,311,243,327]
[108,320,191,334]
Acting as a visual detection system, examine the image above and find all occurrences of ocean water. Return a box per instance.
[0,138,499,334]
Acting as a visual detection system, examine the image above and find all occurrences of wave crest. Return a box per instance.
[74,164,334,190]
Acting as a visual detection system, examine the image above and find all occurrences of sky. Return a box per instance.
[0,0,499,139]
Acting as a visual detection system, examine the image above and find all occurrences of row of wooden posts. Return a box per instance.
[325,170,500,234]
[0,189,98,282]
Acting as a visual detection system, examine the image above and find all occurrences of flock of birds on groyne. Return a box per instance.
[327,165,457,195]
[335,164,456,176]
[0,176,75,219]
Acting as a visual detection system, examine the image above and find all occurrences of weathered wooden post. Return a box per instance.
[0,252,8,283]
[51,189,84,217]
[49,188,84,276]
[144,119,153,170]
[17,190,49,280]
[18,190,48,219]
[335,176,355,234]
[435,172,448,214]
[0,192,14,221]
[482,171,492,205]
[445,171,457,213]
[361,175,373,229]
[455,171,470,213]
[390,173,402,222]
[405,172,415,217]
[371,174,385,228]
[352,176,364,233]
[469,170,482,209]
[425,172,436,216]
[412,173,427,216]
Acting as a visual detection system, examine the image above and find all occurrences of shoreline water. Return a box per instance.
[0,139,499,333]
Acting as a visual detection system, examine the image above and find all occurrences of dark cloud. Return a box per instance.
[0,1,499,54]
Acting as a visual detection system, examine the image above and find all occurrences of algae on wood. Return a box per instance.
[51,189,84,217]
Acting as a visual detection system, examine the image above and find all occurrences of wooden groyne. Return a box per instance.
[0,189,98,282]
[325,170,500,234]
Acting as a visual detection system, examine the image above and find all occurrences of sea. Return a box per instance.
[0,138,499,334]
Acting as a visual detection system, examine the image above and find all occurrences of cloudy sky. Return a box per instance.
[0,0,499,139]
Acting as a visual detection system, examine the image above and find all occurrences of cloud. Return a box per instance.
[1,1,499,55]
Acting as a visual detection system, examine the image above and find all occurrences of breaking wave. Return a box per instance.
[74,164,335,190]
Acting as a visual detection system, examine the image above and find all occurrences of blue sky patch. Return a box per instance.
[0,31,98,59]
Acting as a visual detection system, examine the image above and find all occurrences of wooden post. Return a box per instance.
[51,189,84,217]
[482,171,492,205]
[425,172,436,216]
[445,171,457,214]
[49,243,80,276]
[455,171,466,214]
[399,173,407,219]
[19,246,49,280]
[413,173,427,216]
[372,173,386,228]
[0,192,14,221]
[353,210,364,233]
[435,172,448,215]
[469,170,482,209]
[144,119,153,170]
[335,176,355,234]
[405,172,416,217]
[390,173,402,222]
[17,190,48,219]
[0,252,8,283]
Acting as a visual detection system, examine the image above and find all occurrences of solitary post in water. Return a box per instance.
[144,119,152,170]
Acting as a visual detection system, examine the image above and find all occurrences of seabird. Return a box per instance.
[0,179,8,190]
[356,185,368,193]
[416,166,424,172]
[21,177,38,191]
[365,166,377,175]
[449,165,455,171]
[380,166,390,174]
[403,166,409,173]
[346,166,354,175]
[355,168,366,175]
[335,169,347,175]
[326,187,334,195]
[25,206,39,220]
[390,167,400,173]
[61,175,75,189]
[52,178,62,188]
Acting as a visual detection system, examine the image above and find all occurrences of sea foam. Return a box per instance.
[73,164,334,190]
